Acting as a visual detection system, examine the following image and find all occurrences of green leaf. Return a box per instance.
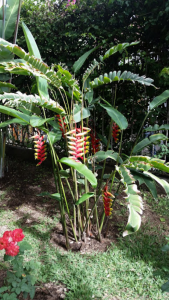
[0,92,65,115]
[59,157,97,188]
[0,39,81,100]
[73,103,90,123]
[0,117,28,128]
[90,70,154,88]
[30,115,54,127]
[76,192,94,205]
[93,150,123,164]
[99,103,128,130]
[130,169,157,199]
[48,131,62,145]
[73,46,98,73]
[4,254,14,261]
[0,104,30,123]
[0,286,8,293]
[145,124,169,131]
[0,81,16,89]
[37,192,61,201]
[30,286,35,299]
[18,241,32,252]
[144,171,169,196]
[1,0,20,40]
[116,165,143,236]
[22,22,49,101]
[161,280,169,292]
[149,90,169,110]
[102,42,139,60]
[133,134,168,154]
[59,170,70,178]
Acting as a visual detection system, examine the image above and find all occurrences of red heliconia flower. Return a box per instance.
[32,133,47,166]
[12,229,25,243]
[112,123,120,142]
[5,242,20,257]
[56,115,67,138]
[65,127,90,163]
[90,130,100,154]
[102,184,114,217]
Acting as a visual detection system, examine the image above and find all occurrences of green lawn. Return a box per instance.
[0,190,169,299]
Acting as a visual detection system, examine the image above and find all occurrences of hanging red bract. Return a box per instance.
[32,133,47,166]
[65,127,90,163]
[102,184,114,216]
[56,115,67,138]
[90,129,100,154]
[112,123,120,142]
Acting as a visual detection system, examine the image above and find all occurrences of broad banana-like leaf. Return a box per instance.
[90,70,154,88]
[73,103,90,123]
[0,104,30,123]
[100,42,139,61]
[76,192,94,205]
[0,91,65,115]
[22,22,49,101]
[149,90,169,110]
[132,133,168,154]
[144,171,169,196]
[0,117,28,127]
[0,38,81,100]
[100,103,128,130]
[0,0,20,39]
[129,156,169,173]
[29,115,54,127]
[0,81,16,89]
[59,157,97,188]
[116,165,143,236]
[144,124,169,131]
[93,150,123,164]
[73,46,98,74]
[129,168,157,199]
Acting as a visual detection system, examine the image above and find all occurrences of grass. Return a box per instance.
[0,190,169,299]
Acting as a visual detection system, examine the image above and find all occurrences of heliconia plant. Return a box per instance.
[0,23,169,248]
[0,0,23,178]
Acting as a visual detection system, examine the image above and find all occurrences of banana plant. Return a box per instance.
[0,30,169,243]
[0,0,22,178]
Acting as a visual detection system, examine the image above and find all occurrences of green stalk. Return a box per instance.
[130,112,149,156]
[83,119,113,235]
[2,0,6,39]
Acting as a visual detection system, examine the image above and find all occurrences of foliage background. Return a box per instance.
[14,0,169,154]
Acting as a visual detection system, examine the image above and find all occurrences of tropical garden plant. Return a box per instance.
[0,22,169,250]
[0,0,22,178]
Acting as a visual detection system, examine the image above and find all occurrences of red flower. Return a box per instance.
[0,229,25,256]
[3,231,13,244]
[0,237,7,250]
[12,229,25,242]
[65,127,90,162]
[5,242,19,257]
[102,185,114,216]
[112,123,120,142]
[90,130,100,154]
[33,133,47,166]
[56,115,67,138]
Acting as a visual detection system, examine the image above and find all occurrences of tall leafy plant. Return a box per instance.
[0,26,169,248]
[0,0,22,178]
